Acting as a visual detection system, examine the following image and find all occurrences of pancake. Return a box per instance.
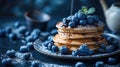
[57,22,104,33]
[53,34,107,45]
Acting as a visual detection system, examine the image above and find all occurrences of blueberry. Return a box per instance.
[79,20,87,26]
[87,16,94,24]
[47,36,54,42]
[59,46,69,54]
[88,49,94,55]
[32,34,39,40]
[67,16,72,21]
[22,53,31,60]
[31,61,39,67]
[26,36,34,42]
[14,22,21,28]
[75,62,86,67]
[8,33,17,40]
[71,16,79,23]
[99,48,105,53]
[77,12,87,19]
[51,45,58,52]
[0,29,6,37]
[2,58,12,66]
[43,41,50,47]
[26,42,34,50]
[51,29,58,35]
[68,22,76,28]
[62,18,69,26]
[5,27,12,34]
[47,42,54,50]
[108,57,117,65]
[74,12,78,17]
[18,26,27,34]
[32,28,41,35]
[72,50,79,56]
[6,49,16,58]
[105,45,115,53]
[107,37,114,44]
[19,46,29,53]
[25,31,31,36]
[78,44,89,56]
[95,61,104,67]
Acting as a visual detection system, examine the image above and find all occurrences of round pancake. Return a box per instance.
[54,43,100,51]
[56,22,104,33]
[58,30,103,39]
[53,34,107,45]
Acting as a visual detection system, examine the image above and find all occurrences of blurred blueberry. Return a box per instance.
[0,29,6,37]
[59,46,69,54]
[26,42,34,50]
[71,16,79,23]
[18,26,27,34]
[47,35,54,42]
[78,12,87,19]
[95,61,104,67]
[47,42,54,50]
[2,58,12,66]
[6,49,16,58]
[19,46,29,53]
[25,31,31,36]
[8,33,18,40]
[79,19,87,26]
[31,61,40,67]
[67,16,72,21]
[26,36,34,42]
[14,22,21,28]
[88,49,94,55]
[22,53,31,60]
[32,28,41,35]
[68,22,76,28]
[78,44,89,56]
[108,57,117,65]
[107,37,114,44]
[62,18,69,26]
[75,62,86,67]
[87,16,94,24]
[43,41,50,47]
[5,27,12,34]
[72,50,79,56]
[51,29,58,35]
[51,45,58,52]
[105,45,115,53]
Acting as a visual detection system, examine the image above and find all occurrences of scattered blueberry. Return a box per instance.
[51,29,58,35]
[78,44,89,56]
[2,58,12,66]
[77,12,87,19]
[19,46,29,53]
[6,49,16,58]
[75,62,86,67]
[43,41,50,47]
[31,61,40,67]
[87,16,94,24]
[67,16,72,21]
[22,53,31,60]
[72,50,79,56]
[51,45,58,52]
[8,33,17,40]
[95,61,104,67]
[25,31,31,36]
[68,22,76,28]
[79,20,87,26]
[32,28,41,35]
[59,46,69,54]
[47,35,53,42]
[105,45,115,53]
[14,22,21,28]
[26,42,34,50]
[26,36,34,42]
[47,42,54,50]
[108,57,117,65]
[18,26,27,34]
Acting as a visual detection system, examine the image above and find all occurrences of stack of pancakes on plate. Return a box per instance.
[53,22,107,52]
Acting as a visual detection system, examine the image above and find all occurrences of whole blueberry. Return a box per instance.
[72,50,79,56]
[47,42,54,50]
[14,22,21,28]
[2,58,12,66]
[32,34,39,40]
[105,45,115,53]
[19,46,29,53]
[79,20,87,26]
[8,33,17,40]
[108,57,117,65]
[22,53,31,60]
[32,28,41,35]
[59,46,69,54]
[87,16,94,24]
[26,36,34,42]
[6,49,16,58]
[31,61,39,67]
[77,12,87,19]
[62,18,69,26]
[95,61,104,67]
[78,44,89,56]
[5,27,12,34]
[43,41,50,47]
[51,45,58,52]
[18,26,27,34]
[75,62,86,67]
[72,16,79,23]
[26,42,34,50]
[68,22,76,28]
[88,49,94,55]
[67,16,72,21]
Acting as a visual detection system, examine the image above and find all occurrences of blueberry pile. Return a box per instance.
[62,12,99,28]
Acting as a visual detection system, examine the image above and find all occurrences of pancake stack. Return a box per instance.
[53,22,107,52]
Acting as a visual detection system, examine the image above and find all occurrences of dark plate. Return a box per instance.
[33,33,120,60]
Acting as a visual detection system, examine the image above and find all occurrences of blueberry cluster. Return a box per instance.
[72,44,94,56]
[62,12,99,28]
